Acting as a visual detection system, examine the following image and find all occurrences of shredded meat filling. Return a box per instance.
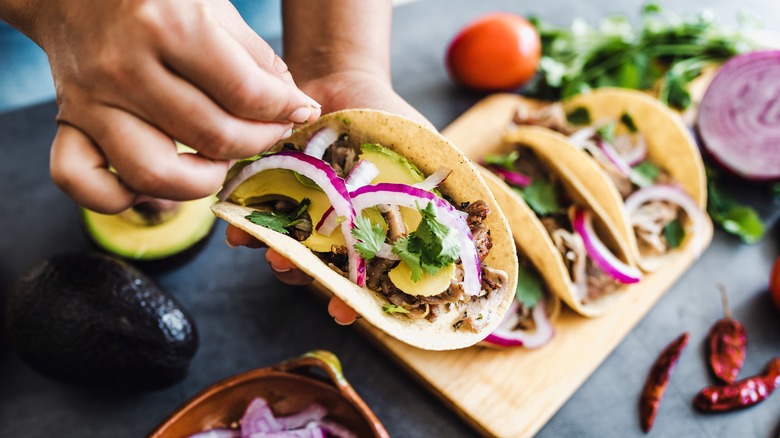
[632,201,681,255]
[513,102,576,135]
[323,136,359,177]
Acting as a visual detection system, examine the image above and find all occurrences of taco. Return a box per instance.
[481,126,641,317]
[512,88,708,271]
[479,169,560,349]
[212,109,517,350]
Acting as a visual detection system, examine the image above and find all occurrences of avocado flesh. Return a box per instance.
[82,196,216,261]
[5,253,198,389]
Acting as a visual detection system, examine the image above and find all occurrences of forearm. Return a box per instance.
[282,0,392,84]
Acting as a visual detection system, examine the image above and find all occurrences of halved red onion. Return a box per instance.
[624,184,708,258]
[482,298,554,348]
[489,167,532,188]
[412,166,452,191]
[572,208,642,284]
[614,133,648,166]
[303,127,339,160]
[319,183,482,295]
[597,138,633,177]
[218,151,365,286]
[345,159,380,191]
[698,50,780,181]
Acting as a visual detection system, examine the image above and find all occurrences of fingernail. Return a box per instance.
[225,237,237,248]
[288,107,312,124]
[334,316,357,326]
[281,128,294,139]
[271,264,292,273]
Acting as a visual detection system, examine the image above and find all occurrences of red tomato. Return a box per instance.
[446,13,541,91]
[770,256,780,310]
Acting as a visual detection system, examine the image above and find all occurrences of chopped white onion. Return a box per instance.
[345,159,380,192]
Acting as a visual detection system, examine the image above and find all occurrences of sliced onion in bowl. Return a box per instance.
[572,207,642,284]
[489,167,533,188]
[319,183,482,296]
[412,166,452,191]
[481,298,554,348]
[304,127,340,160]
[217,150,365,286]
[624,184,708,258]
[345,159,380,191]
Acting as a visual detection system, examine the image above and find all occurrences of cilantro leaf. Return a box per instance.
[391,202,461,282]
[382,304,410,314]
[663,218,685,249]
[516,264,544,309]
[620,112,638,133]
[706,167,766,244]
[630,161,661,187]
[352,214,387,260]
[596,122,616,143]
[566,107,592,125]
[245,199,311,235]
[516,179,563,216]
[484,151,520,171]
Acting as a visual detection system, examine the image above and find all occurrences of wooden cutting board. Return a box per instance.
[312,93,713,438]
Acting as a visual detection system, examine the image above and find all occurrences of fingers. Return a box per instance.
[75,105,229,201]
[328,297,359,325]
[225,224,265,248]
[160,10,319,124]
[137,62,295,160]
[265,248,313,286]
[49,124,137,214]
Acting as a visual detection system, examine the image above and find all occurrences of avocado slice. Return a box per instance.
[5,253,198,389]
[82,195,216,261]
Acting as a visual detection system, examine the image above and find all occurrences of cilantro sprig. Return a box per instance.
[706,167,765,244]
[515,179,564,216]
[516,264,545,309]
[484,151,520,171]
[527,4,761,109]
[245,199,311,235]
[352,214,387,259]
[392,202,461,282]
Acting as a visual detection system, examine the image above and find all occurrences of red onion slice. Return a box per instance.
[315,420,359,438]
[698,50,780,181]
[376,243,400,261]
[412,166,452,191]
[345,159,380,191]
[489,167,533,188]
[188,430,241,438]
[614,133,648,166]
[319,183,482,296]
[624,184,708,258]
[218,151,365,286]
[572,208,642,284]
[568,127,596,148]
[241,397,284,434]
[276,403,327,430]
[250,425,325,438]
[482,298,554,348]
[597,138,633,177]
[303,127,340,160]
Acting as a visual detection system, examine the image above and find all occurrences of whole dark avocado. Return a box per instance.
[5,253,198,389]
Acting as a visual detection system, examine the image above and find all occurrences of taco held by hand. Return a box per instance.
[481,127,641,317]
[212,109,517,350]
[512,88,709,272]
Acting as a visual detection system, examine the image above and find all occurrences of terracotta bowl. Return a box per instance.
[148,350,389,438]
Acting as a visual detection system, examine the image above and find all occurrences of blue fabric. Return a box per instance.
[0,0,281,113]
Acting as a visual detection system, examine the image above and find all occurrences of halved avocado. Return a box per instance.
[82,195,216,261]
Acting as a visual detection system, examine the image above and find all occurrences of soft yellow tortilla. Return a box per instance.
[212,109,517,351]
[562,88,707,271]
[484,127,638,317]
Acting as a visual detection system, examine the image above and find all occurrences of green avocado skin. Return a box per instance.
[5,253,198,389]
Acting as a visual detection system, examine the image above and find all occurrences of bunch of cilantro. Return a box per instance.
[526,3,760,109]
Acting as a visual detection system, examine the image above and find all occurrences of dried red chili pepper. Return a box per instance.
[707,285,747,384]
[639,332,690,433]
[694,358,780,412]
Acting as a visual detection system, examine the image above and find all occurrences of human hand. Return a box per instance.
[23,0,320,214]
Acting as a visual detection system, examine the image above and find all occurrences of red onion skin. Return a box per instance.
[698,50,780,181]
[572,208,641,284]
